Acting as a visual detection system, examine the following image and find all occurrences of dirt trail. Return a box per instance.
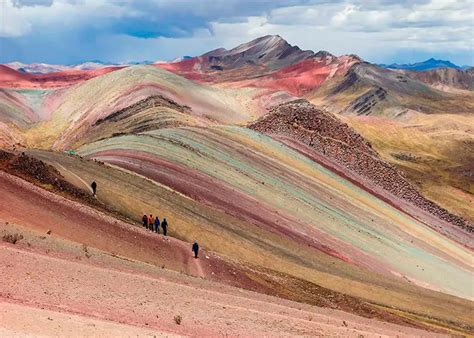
[55,161,93,193]
[0,244,442,337]
[194,256,205,277]
[0,170,207,276]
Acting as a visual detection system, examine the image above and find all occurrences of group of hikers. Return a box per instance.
[142,213,168,236]
[90,181,199,258]
[142,213,199,258]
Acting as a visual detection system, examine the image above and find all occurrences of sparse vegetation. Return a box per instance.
[82,244,91,258]
[391,152,420,163]
[2,233,23,244]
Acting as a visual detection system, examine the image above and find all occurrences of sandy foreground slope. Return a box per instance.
[0,244,446,337]
[0,302,174,337]
[0,170,448,336]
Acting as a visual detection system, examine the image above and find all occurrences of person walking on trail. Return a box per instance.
[161,218,168,236]
[154,216,160,233]
[192,241,199,259]
[91,181,97,196]
[142,214,148,228]
[148,214,154,231]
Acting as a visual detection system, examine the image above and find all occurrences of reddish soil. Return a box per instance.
[251,56,358,96]
[0,65,31,87]
[156,55,358,97]
[0,170,219,277]
[0,301,172,337]
[0,243,445,336]
[0,65,123,88]
[156,58,208,82]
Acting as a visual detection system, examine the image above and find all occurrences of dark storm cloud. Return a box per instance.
[106,0,318,38]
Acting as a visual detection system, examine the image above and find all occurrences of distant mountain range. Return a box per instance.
[6,51,470,75]
[5,60,154,74]
[379,58,470,71]
[2,35,472,94]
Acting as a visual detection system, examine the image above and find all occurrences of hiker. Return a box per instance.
[154,216,160,233]
[91,181,97,196]
[142,214,148,228]
[192,241,199,259]
[161,218,168,236]
[148,214,154,231]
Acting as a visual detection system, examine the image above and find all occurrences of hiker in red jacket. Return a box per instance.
[148,214,154,231]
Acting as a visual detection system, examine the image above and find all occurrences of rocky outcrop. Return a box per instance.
[249,100,471,231]
[0,150,96,205]
[347,87,388,115]
[93,95,190,126]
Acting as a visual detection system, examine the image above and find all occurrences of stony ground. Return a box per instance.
[0,243,447,337]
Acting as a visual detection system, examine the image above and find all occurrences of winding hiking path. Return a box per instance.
[0,170,206,276]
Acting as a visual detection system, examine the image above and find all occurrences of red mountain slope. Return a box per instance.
[157,37,360,96]
[0,65,123,88]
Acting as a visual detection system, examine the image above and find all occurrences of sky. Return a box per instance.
[0,0,473,66]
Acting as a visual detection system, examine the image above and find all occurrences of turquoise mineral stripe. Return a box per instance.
[78,127,473,299]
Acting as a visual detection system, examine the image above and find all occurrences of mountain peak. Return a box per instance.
[251,34,285,43]
[201,35,314,71]
[226,35,290,55]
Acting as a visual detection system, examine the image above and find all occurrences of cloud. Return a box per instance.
[0,0,32,37]
[0,0,472,65]
[12,0,53,7]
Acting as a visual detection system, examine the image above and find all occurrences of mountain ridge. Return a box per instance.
[380,58,463,71]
